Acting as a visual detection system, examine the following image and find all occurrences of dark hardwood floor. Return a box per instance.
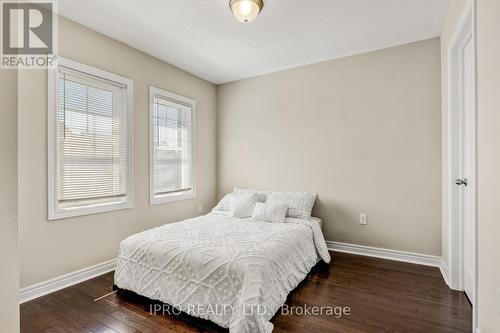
[20,252,472,333]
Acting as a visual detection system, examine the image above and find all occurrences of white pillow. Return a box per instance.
[212,193,233,212]
[233,187,271,203]
[230,193,258,218]
[252,202,288,223]
[266,191,316,218]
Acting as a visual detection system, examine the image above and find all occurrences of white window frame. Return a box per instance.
[47,57,134,220]
[149,86,196,204]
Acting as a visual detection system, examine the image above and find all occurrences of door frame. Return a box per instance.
[446,0,477,329]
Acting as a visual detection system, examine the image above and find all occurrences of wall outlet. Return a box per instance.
[359,214,368,225]
[198,204,204,214]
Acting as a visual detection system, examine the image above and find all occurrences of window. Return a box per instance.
[149,86,196,204]
[48,57,133,219]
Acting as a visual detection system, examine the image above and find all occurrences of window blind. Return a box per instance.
[56,66,129,208]
[152,96,193,196]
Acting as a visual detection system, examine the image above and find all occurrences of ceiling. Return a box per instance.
[58,0,450,84]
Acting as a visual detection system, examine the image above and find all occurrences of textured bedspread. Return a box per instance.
[114,213,331,333]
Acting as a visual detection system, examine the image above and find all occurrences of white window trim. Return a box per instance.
[47,57,134,220]
[149,86,197,205]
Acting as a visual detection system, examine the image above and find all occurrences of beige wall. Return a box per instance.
[217,39,442,255]
[477,0,500,331]
[18,17,217,287]
[0,70,19,332]
[440,0,468,271]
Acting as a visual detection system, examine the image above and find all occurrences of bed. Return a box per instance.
[114,211,331,333]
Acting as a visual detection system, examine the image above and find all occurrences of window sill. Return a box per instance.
[48,200,133,220]
[150,191,196,205]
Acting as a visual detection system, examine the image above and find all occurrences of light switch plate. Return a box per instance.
[359,214,367,225]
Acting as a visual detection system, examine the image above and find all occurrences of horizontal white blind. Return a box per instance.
[152,96,193,196]
[57,66,129,208]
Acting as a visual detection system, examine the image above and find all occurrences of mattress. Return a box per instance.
[114,212,331,333]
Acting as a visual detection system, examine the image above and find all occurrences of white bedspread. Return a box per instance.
[114,213,331,333]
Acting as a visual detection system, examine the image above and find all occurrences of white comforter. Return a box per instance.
[114,212,331,333]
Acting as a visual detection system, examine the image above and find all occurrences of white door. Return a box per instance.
[458,35,475,303]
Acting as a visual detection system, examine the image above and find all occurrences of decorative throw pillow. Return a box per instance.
[212,193,233,212]
[266,191,316,218]
[233,187,271,203]
[252,202,288,223]
[230,193,258,218]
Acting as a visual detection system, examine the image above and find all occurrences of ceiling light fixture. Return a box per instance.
[229,0,263,23]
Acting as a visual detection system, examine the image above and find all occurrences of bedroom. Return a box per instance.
[0,0,499,332]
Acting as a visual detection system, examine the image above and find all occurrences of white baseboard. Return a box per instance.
[19,258,116,304]
[439,258,450,286]
[19,243,450,303]
[327,241,442,268]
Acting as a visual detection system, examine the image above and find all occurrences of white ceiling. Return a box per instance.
[58,0,450,84]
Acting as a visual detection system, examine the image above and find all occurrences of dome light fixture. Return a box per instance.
[229,0,264,23]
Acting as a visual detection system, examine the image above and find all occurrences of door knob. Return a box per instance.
[455,178,468,186]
